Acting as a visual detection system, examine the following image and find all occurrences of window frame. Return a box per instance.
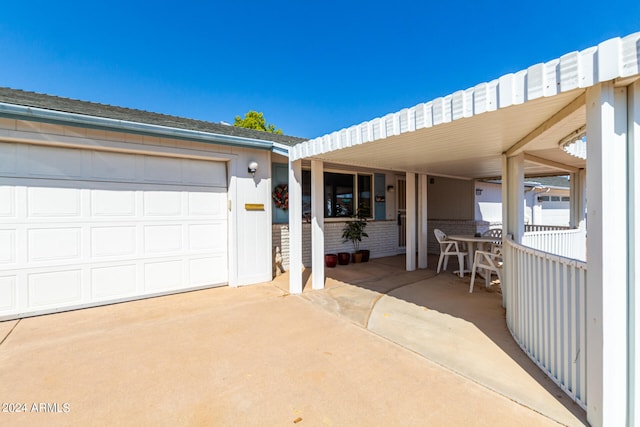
[301,168,374,221]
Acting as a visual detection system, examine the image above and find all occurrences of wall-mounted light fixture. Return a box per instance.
[387,185,395,193]
[248,161,258,177]
[475,188,483,196]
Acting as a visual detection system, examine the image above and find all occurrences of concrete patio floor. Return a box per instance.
[0,255,587,426]
[272,254,587,426]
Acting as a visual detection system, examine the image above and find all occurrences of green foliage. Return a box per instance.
[341,209,369,252]
[233,110,283,134]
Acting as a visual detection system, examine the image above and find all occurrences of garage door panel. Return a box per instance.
[28,187,81,217]
[189,223,226,251]
[144,225,183,254]
[28,228,81,262]
[144,156,182,183]
[28,270,82,308]
[90,151,137,181]
[190,257,226,286]
[143,191,182,216]
[0,187,16,216]
[0,277,16,310]
[27,145,82,179]
[91,190,136,216]
[185,159,227,187]
[91,265,137,299]
[0,230,16,263]
[188,191,226,217]
[144,261,183,291]
[0,143,17,175]
[91,226,137,257]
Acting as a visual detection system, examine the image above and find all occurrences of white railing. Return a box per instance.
[504,238,588,409]
[522,227,586,261]
[524,224,570,232]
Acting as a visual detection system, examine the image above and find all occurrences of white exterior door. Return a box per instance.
[0,143,228,320]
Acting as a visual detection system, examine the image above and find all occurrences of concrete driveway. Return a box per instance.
[1,257,584,426]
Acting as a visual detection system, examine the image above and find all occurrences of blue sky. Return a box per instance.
[1,1,638,139]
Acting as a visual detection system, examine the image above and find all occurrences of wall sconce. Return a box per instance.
[387,185,395,193]
[248,161,258,177]
[475,188,483,196]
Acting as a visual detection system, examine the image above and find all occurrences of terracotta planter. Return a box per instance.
[338,252,350,265]
[351,252,363,263]
[360,249,370,262]
[325,254,338,268]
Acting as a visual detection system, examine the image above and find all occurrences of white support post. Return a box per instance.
[629,80,640,427]
[504,153,525,243]
[311,160,325,290]
[585,82,628,427]
[288,159,303,294]
[501,154,509,310]
[406,172,416,271]
[570,169,587,230]
[418,174,428,269]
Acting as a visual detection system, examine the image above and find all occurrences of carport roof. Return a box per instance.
[291,33,640,180]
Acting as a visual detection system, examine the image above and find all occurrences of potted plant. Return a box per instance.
[337,252,350,265]
[341,209,369,263]
[325,253,338,268]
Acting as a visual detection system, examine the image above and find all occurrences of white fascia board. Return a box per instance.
[290,32,640,162]
[0,102,276,151]
[271,142,292,157]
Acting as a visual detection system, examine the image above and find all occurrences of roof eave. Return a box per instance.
[0,102,278,151]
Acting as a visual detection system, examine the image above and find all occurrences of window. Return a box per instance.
[551,196,560,202]
[561,196,570,202]
[301,170,373,219]
[538,196,550,202]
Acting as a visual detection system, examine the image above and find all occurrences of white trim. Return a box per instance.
[630,80,640,427]
[418,174,428,269]
[405,172,416,271]
[311,160,324,290]
[288,159,303,294]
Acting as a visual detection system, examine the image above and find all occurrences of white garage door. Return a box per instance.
[0,143,228,320]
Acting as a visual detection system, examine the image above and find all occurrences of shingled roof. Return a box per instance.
[0,87,307,147]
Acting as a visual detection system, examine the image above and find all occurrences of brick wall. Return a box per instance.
[273,220,400,269]
[272,224,290,274]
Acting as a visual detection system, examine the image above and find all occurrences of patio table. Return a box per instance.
[447,235,499,273]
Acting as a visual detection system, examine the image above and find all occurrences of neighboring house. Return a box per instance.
[475,176,572,227]
[1,31,639,427]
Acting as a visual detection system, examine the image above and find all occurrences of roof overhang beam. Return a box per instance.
[523,153,581,174]
[505,92,585,157]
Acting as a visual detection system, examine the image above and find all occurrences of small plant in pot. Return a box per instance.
[341,209,369,263]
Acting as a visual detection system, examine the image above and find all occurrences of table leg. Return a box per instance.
[467,243,475,272]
